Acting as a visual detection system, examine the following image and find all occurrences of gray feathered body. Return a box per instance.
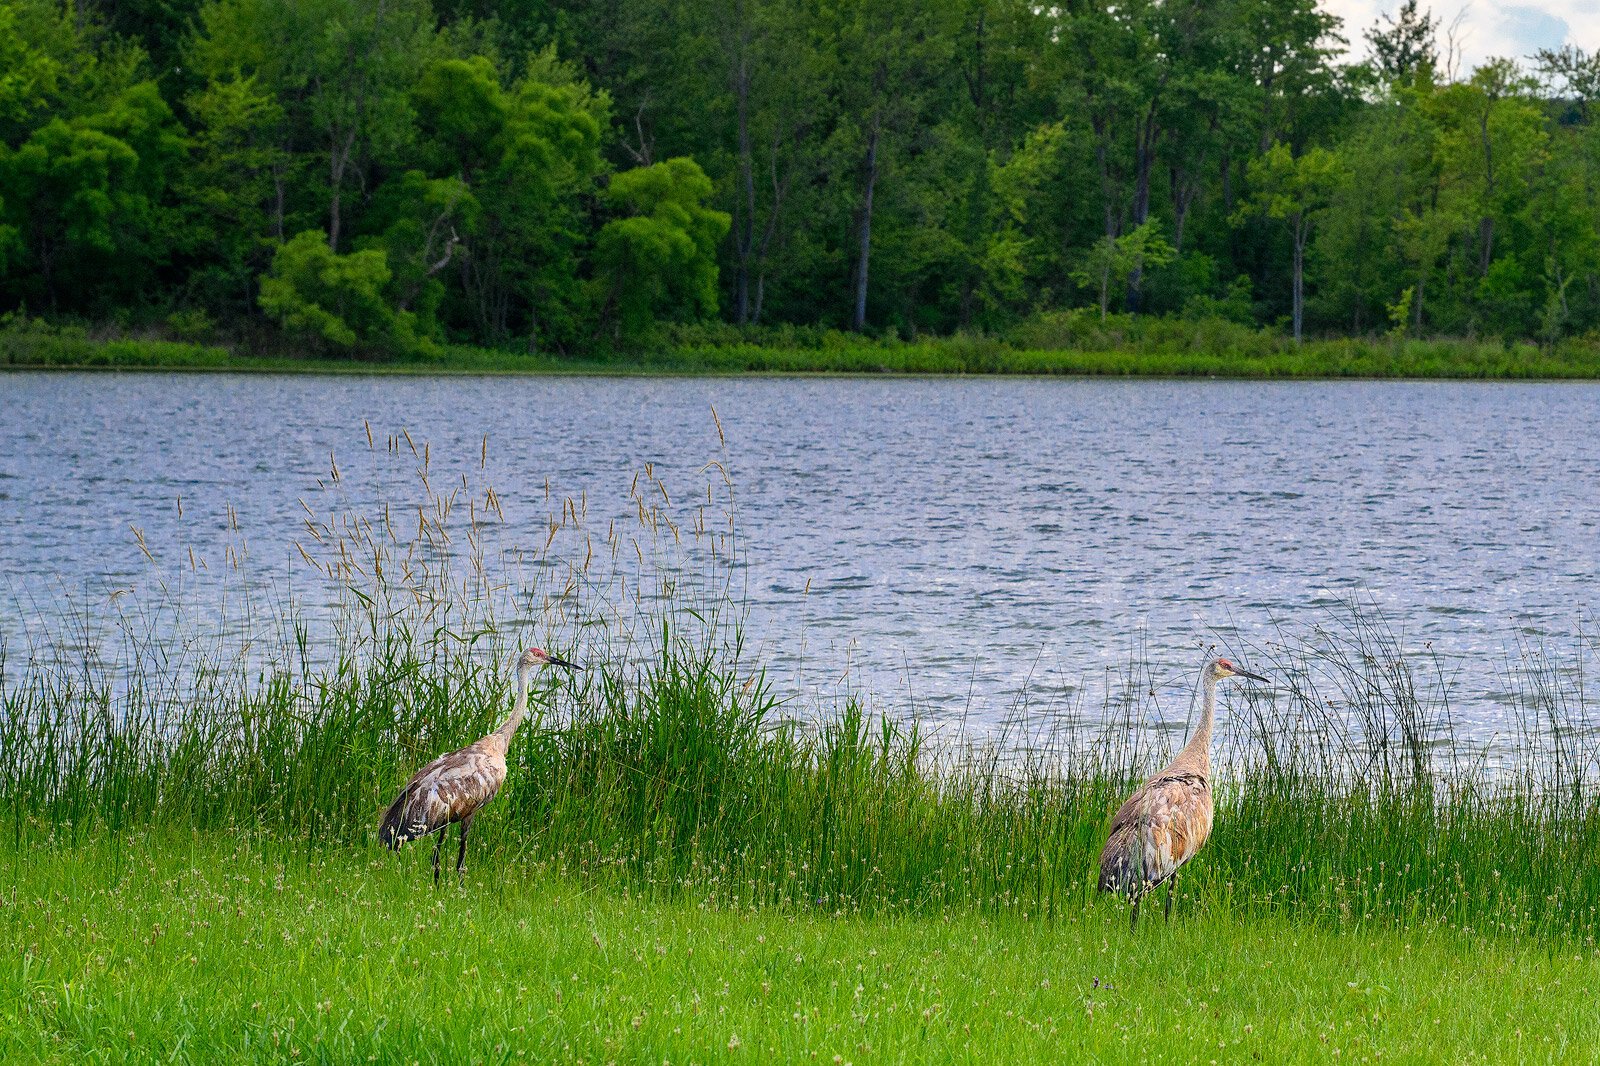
[1097,769,1213,896]
[1098,666,1224,901]
[378,653,569,883]
[379,733,510,847]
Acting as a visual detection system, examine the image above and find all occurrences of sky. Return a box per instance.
[1323,0,1598,74]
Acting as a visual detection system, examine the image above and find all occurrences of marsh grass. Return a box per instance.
[3,431,1600,941]
[11,313,1600,378]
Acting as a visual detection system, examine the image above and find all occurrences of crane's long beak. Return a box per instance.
[547,654,582,671]
[1236,668,1269,683]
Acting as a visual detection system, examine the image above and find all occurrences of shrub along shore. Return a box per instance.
[7,317,1600,378]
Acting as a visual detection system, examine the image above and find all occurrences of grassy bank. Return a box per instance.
[5,835,1596,1064]
[7,316,1600,378]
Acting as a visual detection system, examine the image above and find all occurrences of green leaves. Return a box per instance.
[9,0,1600,351]
[1238,142,1344,340]
[595,157,731,339]
[1069,221,1175,320]
[0,82,185,306]
[0,1,189,310]
[360,170,478,338]
[6,121,137,253]
[0,0,65,134]
[416,53,609,351]
[181,73,292,312]
[188,0,437,250]
[412,57,509,178]
[258,229,425,355]
[1239,143,1342,226]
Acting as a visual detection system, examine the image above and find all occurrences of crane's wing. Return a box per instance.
[1097,772,1211,896]
[378,744,504,848]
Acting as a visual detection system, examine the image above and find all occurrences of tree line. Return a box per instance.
[3,0,1599,355]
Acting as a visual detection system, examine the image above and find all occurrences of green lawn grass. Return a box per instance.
[4,834,1594,1065]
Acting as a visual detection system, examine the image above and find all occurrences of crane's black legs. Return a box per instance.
[456,813,474,883]
[1126,875,1177,932]
[424,818,472,887]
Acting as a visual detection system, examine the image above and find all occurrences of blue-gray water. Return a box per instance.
[2,372,1597,734]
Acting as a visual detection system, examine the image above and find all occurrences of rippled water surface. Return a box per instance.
[3,372,1598,731]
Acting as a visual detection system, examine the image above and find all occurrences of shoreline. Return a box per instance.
[8,333,1600,380]
[12,363,1600,385]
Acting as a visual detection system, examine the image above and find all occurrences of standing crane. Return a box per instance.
[1098,656,1268,928]
[379,646,579,884]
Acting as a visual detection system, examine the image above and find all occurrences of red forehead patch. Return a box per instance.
[1217,658,1233,669]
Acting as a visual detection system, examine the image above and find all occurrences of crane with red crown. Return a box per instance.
[1098,655,1268,928]
[380,646,579,884]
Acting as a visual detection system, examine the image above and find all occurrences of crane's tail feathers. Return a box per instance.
[379,791,418,849]
[379,785,447,848]
[1097,825,1144,897]
[378,802,404,849]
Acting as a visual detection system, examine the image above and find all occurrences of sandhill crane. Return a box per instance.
[379,646,579,884]
[1098,656,1268,928]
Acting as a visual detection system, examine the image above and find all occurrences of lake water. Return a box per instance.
[2,372,1598,737]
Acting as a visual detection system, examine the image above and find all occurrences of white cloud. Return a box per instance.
[1321,0,1596,74]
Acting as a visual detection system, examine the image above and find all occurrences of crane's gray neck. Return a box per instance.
[495,665,533,745]
[1173,673,1216,775]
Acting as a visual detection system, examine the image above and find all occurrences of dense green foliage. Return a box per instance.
[6,0,1600,356]
[8,838,1598,1063]
[12,314,1600,377]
